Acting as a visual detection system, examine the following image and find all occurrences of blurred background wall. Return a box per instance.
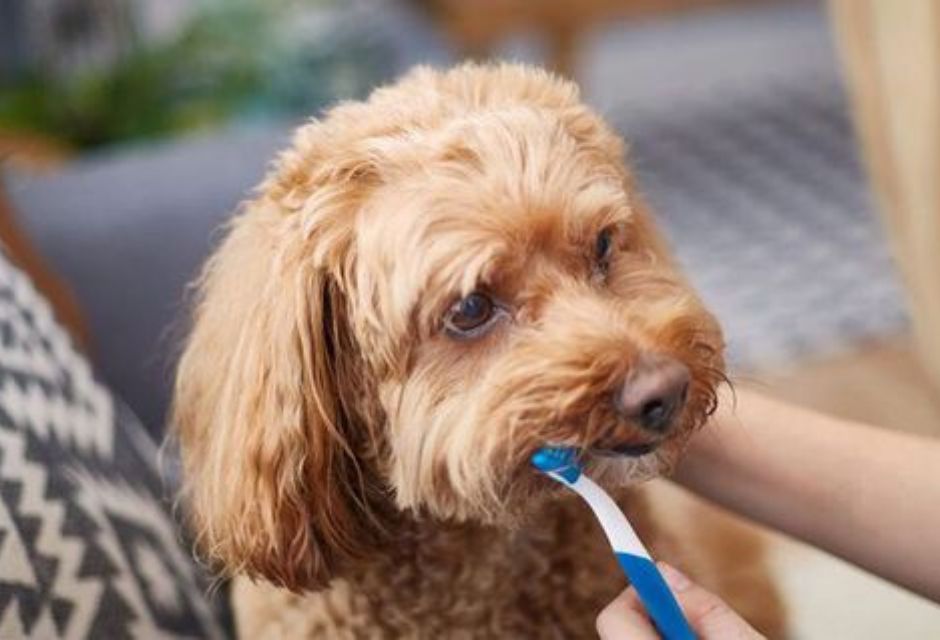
[1,0,939,636]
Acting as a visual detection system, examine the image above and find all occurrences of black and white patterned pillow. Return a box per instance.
[0,250,225,639]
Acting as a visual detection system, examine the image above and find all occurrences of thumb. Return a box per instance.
[659,563,765,640]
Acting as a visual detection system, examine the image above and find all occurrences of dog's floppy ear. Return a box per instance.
[173,190,379,592]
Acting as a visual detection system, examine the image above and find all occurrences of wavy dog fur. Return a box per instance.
[173,63,785,636]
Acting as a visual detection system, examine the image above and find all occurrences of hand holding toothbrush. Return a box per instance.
[597,563,764,640]
[531,446,762,640]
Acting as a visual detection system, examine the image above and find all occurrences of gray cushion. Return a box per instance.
[5,126,292,437]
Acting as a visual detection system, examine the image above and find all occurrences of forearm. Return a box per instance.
[674,388,940,602]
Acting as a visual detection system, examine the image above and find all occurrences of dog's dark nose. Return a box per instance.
[615,354,690,433]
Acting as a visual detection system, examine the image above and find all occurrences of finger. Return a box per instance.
[659,563,765,640]
[596,587,661,640]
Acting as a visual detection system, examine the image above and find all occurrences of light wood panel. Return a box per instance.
[828,0,940,393]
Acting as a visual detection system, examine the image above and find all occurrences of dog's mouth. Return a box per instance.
[591,441,660,458]
[536,418,668,465]
[587,422,665,459]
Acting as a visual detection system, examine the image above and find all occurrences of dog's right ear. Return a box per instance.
[172,178,381,591]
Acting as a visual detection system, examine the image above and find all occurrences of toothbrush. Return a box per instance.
[531,447,694,640]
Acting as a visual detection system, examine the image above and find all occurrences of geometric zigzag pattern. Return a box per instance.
[0,251,225,639]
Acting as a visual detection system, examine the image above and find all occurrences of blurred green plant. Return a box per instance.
[0,0,389,150]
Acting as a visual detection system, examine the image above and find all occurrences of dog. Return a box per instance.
[173,62,785,637]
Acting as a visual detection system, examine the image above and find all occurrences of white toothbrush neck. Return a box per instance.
[550,471,651,559]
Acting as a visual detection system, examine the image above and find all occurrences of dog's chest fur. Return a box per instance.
[231,490,664,638]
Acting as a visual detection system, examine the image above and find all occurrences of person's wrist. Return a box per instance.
[673,384,741,486]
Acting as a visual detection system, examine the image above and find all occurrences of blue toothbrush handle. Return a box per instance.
[531,448,694,639]
[616,553,695,640]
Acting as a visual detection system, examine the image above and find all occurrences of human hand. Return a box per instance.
[596,563,765,639]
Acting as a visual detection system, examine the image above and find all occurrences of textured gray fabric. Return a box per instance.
[580,1,907,367]
[4,0,906,436]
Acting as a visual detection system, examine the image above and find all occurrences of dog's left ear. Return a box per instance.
[173,186,381,592]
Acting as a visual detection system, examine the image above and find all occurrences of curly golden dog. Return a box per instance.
[173,63,785,637]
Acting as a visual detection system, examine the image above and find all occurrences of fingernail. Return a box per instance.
[658,562,693,592]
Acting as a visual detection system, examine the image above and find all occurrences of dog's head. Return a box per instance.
[173,63,724,591]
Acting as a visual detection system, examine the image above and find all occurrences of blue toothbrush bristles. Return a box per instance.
[530,446,582,483]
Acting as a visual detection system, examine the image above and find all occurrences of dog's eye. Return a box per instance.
[444,292,496,337]
[595,227,615,271]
